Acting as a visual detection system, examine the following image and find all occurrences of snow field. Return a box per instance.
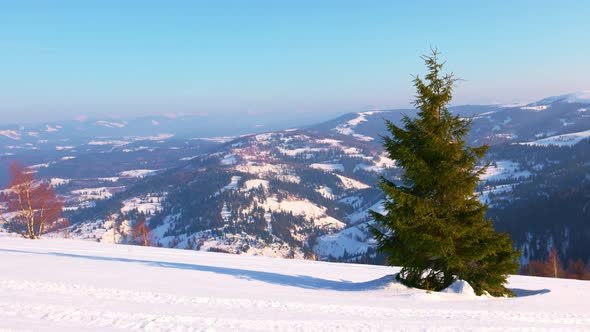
[1,235,589,331]
[309,163,344,172]
[520,105,549,111]
[71,187,121,201]
[480,160,531,182]
[261,197,345,230]
[521,129,590,147]
[0,130,21,140]
[333,112,377,141]
[335,174,370,190]
[119,169,159,178]
[121,195,164,215]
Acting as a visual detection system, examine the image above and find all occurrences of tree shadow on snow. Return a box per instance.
[510,288,551,297]
[2,248,550,297]
[0,248,397,292]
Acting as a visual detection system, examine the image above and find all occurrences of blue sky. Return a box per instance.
[0,1,589,122]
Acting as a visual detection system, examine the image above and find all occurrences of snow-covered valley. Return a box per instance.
[1,234,589,331]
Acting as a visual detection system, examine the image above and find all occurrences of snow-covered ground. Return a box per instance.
[70,186,121,201]
[314,223,374,259]
[1,234,589,331]
[521,129,590,147]
[333,111,377,141]
[121,194,164,215]
[520,105,549,111]
[480,160,531,182]
[119,169,159,178]
[309,163,344,172]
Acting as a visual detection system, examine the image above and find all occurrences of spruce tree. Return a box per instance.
[370,49,520,297]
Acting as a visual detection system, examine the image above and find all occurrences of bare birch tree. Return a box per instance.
[0,161,65,239]
[132,215,151,246]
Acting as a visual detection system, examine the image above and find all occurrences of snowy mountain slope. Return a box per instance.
[1,235,589,331]
[3,92,590,265]
[318,100,590,146]
[50,126,398,261]
[520,129,590,147]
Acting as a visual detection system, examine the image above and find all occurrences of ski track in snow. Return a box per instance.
[1,236,589,331]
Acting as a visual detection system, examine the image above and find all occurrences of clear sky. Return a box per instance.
[1,0,589,123]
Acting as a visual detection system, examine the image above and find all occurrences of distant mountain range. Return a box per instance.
[0,110,343,153]
[1,91,589,265]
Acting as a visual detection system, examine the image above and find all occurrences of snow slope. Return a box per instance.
[520,129,590,147]
[480,160,531,182]
[0,235,589,331]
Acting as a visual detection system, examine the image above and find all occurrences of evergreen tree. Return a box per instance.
[370,49,520,296]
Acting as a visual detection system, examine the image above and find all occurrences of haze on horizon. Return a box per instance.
[0,0,589,124]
